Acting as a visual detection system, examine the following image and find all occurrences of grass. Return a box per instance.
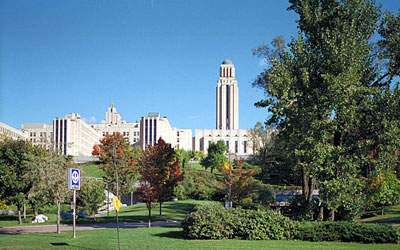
[76,199,214,224]
[361,205,400,224]
[80,163,105,178]
[0,200,213,227]
[0,226,399,250]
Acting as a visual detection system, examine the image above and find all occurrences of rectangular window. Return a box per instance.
[145,119,148,145]
[244,141,247,153]
[154,119,157,144]
[149,119,153,145]
[226,141,229,150]
[235,141,238,154]
[126,132,129,136]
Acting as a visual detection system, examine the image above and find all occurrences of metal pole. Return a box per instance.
[107,181,110,217]
[73,189,76,239]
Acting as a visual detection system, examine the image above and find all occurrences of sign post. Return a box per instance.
[68,168,80,239]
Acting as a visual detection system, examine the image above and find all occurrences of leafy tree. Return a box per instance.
[137,138,183,227]
[0,137,44,224]
[176,149,194,169]
[201,140,227,173]
[78,179,106,220]
[219,159,259,205]
[92,133,140,195]
[368,170,400,216]
[25,150,71,233]
[253,0,400,220]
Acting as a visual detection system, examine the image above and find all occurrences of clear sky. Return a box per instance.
[1,0,399,131]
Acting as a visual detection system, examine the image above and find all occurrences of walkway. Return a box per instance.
[0,221,180,234]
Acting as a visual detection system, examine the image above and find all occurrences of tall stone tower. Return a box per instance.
[216,59,239,130]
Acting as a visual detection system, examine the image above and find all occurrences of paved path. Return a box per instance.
[0,221,181,235]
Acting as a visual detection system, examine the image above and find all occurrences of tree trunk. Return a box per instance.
[23,204,26,219]
[302,167,309,199]
[328,210,335,221]
[308,178,314,202]
[148,206,152,228]
[159,202,162,218]
[317,206,324,221]
[381,206,384,216]
[57,200,61,234]
[18,207,22,224]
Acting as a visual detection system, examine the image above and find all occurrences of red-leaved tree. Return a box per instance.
[137,138,183,227]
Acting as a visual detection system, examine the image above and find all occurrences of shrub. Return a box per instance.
[295,221,399,244]
[181,204,298,240]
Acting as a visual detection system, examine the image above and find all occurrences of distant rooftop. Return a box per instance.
[146,112,160,118]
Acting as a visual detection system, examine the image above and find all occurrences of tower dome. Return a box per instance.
[222,59,233,65]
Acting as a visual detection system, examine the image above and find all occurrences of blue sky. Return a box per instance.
[1,0,399,131]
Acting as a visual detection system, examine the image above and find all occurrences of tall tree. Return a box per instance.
[201,140,227,173]
[253,0,400,220]
[25,150,70,233]
[92,133,140,196]
[0,137,44,224]
[138,138,183,227]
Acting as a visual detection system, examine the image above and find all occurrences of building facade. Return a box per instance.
[91,103,140,145]
[0,121,28,140]
[53,113,102,156]
[140,112,192,151]
[21,123,53,147]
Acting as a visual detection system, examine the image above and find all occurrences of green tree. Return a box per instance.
[201,140,227,173]
[78,179,106,221]
[0,137,44,224]
[253,0,400,220]
[25,150,71,233]
[369,170,400,216]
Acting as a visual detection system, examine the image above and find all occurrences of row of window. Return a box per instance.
[102,131,139,137]
[29,132,50,137]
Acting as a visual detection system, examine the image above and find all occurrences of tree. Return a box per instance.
[25,149,70,233]
[253,0,400,220]
[219,159,258,205]
[0,137,44,224]
[368,170,400,216]
[201,140,227,173]
[137,138,183,227]
[78,179,106,221]
[92,133,140,196]
[176,149,194,169]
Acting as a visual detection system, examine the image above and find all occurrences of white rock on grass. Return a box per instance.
[31,214,48,223]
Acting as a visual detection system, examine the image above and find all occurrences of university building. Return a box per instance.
[2,58,254,157]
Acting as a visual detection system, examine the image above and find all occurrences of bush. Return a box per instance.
[295,221,399,244]
[182,204,399,244]
[180,168,223,201]
[182,204,298,240]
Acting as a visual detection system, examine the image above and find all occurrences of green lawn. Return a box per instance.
[80,163,105,178]
[0,200,213,227]
[361,205,400,224]
[0,226,398,250]
[76,199,214,224]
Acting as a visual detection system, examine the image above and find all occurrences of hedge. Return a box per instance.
[182,204,399,244]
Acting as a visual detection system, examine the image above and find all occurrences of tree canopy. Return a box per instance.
[253,0,400,220]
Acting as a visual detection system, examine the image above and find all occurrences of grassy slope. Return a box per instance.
[0,226,399,250]
[80,163,105,178]
[361,205,400,224]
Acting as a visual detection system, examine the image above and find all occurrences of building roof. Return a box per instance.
[222,59,233,65]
